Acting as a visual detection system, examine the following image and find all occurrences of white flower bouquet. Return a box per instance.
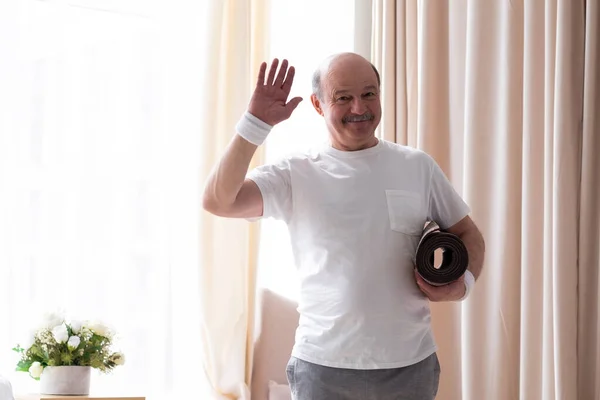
[12,312,125,380]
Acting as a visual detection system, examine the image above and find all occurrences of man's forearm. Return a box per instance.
[203,134,258,210]
[460,228,485,280]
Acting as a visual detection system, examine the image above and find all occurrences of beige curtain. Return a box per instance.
[371,1,600,399]
[199,1,269,398]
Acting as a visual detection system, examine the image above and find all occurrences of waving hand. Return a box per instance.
[248,59,303,126]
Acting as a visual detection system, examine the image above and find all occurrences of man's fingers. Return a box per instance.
[415,268,468,301]
[415,274,432,297]
[281,66,296,93]
[450,279,467,297]
[417,285,433,300]
[267,59,279,86]
[256,62,267,86]
[274,59,288,87]
[286,97,303,112]
[415,270,428,287]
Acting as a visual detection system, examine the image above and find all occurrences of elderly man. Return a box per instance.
[203,53,485,400]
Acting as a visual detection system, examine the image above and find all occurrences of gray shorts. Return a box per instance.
[286,352,440,400]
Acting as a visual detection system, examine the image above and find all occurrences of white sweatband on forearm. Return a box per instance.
[235,111,273,146]
[458,270,475,301]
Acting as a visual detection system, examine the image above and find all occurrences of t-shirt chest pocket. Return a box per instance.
[385,189,426,236]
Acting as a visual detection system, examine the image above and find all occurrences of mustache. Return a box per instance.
[342,113,375,123]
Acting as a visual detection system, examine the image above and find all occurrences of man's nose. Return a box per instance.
[350,98,367,114]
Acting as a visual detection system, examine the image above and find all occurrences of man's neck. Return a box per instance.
[330,136,379,152]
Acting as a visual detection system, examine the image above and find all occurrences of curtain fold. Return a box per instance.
[577,0,600,397]
[370,1,599,399]
[198,0,269,398]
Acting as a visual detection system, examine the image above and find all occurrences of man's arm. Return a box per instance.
[202,58,302,218]
[202,136,263,218]
[445,215,485,280]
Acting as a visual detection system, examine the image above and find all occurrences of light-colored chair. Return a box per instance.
[0,375,15,400]
[250,289,299,400]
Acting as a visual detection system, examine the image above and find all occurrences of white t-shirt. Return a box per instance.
[247,139,471,369]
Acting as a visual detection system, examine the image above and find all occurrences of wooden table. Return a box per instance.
[16,395,145,400]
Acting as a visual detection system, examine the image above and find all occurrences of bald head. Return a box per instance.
[312,53,381,100]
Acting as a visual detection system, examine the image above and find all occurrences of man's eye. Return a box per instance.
[363,92,375,97]
[337,96,350,101]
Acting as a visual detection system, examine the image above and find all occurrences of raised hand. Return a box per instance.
[248,59,303,126]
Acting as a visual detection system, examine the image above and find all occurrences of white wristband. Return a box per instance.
[458,270,475,301]
[235,111,273,146]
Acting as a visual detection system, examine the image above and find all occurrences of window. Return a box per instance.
[0,1,208,398]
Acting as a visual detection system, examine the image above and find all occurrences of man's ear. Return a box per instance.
[310,94,324,116]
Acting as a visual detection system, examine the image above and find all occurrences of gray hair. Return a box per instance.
[312,63,381,101]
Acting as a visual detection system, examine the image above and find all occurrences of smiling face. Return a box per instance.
[311,53,382,151]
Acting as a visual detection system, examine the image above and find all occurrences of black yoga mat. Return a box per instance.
[414,220,469,286]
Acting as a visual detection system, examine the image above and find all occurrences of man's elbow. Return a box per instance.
[463,224,485,252]
[202,192,227,216]
[470,225,485,250]
[478,230,486,251]
[464,225,486,268]
[202,193,217,215]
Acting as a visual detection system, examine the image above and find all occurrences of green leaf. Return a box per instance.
[16,360,32,372]
[30,344,44,358]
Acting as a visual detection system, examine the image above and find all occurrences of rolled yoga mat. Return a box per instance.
[415,220,469,286]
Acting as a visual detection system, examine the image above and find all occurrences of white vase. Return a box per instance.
[39,366,91,395]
